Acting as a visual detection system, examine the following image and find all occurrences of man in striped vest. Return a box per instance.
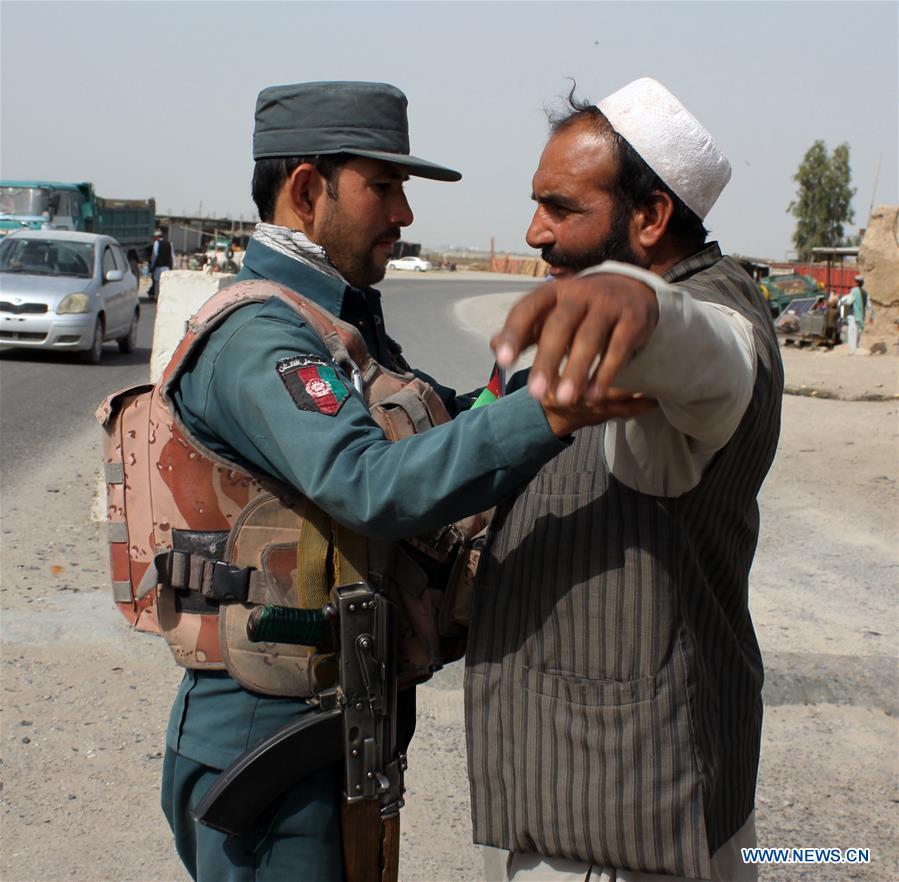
[465,77,783,881]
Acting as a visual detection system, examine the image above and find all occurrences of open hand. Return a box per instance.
[491,273,659,404]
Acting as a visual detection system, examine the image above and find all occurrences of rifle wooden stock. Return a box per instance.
[380,814,400,882]
[342,800,381,882]
[341,801,399,882]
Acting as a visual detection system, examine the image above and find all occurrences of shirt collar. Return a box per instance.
[240,238,381,317]
[662,242,723,285]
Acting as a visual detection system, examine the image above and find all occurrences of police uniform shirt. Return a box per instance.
[166,238,567,770]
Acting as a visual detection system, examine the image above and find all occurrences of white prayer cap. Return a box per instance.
[597,77,731,220]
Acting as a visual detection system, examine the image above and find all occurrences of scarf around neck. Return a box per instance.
[252,222,347,284]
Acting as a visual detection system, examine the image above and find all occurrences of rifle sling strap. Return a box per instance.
[295,499,367,609]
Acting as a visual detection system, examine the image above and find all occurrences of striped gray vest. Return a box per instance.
[464,244,783,879]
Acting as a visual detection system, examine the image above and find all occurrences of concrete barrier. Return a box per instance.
[150,270,235,382]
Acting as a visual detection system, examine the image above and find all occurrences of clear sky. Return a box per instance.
[2,1,895,259]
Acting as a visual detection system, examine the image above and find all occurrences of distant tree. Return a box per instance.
[788,140,856,261]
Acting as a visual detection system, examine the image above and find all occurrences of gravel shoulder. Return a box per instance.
[1,289,896,882]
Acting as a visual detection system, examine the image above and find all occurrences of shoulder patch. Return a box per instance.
[276,355,350,416]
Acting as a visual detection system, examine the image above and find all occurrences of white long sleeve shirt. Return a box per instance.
[578,261,757,497]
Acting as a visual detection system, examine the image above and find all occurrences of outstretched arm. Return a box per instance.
[490,262,756,495]
[177,300,646,541]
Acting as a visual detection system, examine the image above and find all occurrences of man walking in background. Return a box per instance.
[846,273,868,351]
[147,228,174,300]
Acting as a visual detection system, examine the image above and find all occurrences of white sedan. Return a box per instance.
[0,230,140,364]
[387,256,432,272]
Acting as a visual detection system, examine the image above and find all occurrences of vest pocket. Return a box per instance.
[522,664,656,707]
[496,653,708,877]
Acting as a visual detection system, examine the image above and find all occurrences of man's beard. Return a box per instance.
[339,231,400,288]
[319,200,400,288]
[542,202,644,273]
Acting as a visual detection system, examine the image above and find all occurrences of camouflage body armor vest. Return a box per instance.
[97,280,482,697]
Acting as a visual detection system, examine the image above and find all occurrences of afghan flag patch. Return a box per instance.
[276,355,350,416]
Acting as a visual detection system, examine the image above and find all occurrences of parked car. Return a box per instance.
[387,255,432,272]
[0,230,140,363]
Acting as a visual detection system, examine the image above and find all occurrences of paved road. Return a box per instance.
[0,277,538,485]
[378,274,539,390]
[0,302,158,480]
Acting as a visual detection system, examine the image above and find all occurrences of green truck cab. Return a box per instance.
[0,181,155,258]
[759,273,823,317]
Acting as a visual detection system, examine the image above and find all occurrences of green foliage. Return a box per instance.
[788,140,856,261]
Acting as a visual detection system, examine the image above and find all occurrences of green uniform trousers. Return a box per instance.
[161,748,344,882]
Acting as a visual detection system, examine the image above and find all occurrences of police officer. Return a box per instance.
[160,81,629,882]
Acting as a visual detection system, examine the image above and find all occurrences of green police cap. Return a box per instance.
[253,81,461,182]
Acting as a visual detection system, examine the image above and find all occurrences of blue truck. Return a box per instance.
[0,181,156,258]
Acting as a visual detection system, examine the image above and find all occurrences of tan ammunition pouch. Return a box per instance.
[98,279,485,697]
[220,494,365,697]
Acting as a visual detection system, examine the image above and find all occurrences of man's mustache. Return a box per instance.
[375,227,402,247]
[541,247,573,267]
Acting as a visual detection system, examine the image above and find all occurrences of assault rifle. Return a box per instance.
[193,581,404,882]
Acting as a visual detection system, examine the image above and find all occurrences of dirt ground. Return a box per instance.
[1,338,896,882]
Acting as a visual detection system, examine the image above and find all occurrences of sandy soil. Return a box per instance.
[1,340,896,882]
